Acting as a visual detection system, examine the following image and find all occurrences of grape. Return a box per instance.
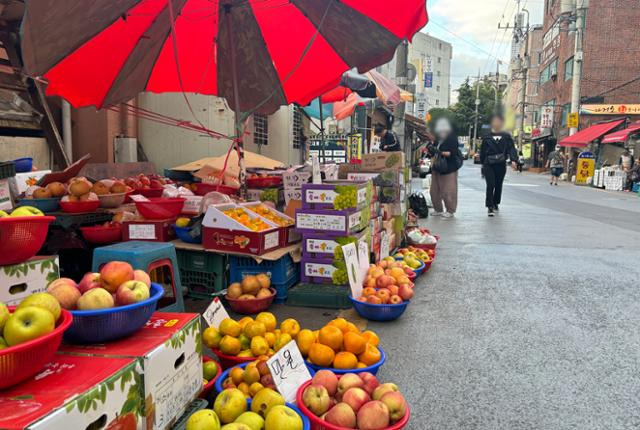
[332,269,348,285]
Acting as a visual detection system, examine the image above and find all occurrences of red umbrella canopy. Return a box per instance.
[21,0,428,114]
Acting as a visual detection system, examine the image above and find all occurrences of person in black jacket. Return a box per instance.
[427,118,461,218]
[374,125,401,152]
[480,115,518,217]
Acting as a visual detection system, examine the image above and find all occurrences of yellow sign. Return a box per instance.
[567,112,579,128]
[581,104,640,115]
[576,153,595,185]
[522,144,532,159]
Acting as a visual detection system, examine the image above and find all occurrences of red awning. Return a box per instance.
[601,122,640,144]
[559,120,625,147]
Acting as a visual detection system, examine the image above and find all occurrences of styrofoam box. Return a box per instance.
[0,256,59,305]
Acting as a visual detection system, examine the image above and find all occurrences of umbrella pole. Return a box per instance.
[225,5,246,198]
[318,96,325,162]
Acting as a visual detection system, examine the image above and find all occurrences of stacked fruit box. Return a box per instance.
[295,180,373,285]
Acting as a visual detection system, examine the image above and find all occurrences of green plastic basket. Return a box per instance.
[177,249,227,298]
[285,283,352,309]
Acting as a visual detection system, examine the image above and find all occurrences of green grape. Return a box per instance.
[333,245,344,260]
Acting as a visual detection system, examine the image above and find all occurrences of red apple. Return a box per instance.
[342,387,370,413]
[389,295,403,304]
[372,383,399,401]
[398,285,413,301]
[380,391,407,423]
[149,179,164,189]
[357,401,390,430]
[47,278,81,310]
[359,372,380,396]
[138,175,151,187]
[133,269,151,287]
[302,384,331,416]
[312,369,339,396]
[100,261,134,294]
[116,281,150,305]
[324,402,356,428]
[337,373,364,398]
[78,272,102,294]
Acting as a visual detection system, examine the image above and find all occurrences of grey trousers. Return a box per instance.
[430,170,458,213]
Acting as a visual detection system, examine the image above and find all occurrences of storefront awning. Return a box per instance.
[558,119,625,147]
[601,122,640,144]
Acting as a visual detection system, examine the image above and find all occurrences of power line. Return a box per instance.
[428,20,502,60]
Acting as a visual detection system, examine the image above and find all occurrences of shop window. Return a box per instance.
[564,57,574,81]
[437,57,441,64]
[540,65,550,84]
[549,59,558,78]
[435,99,440,106]
[254,113,268,146]
[561,104,570,126]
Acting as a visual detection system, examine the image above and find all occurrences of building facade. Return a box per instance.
[376,32,452,117]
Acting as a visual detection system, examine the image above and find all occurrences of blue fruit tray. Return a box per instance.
[16,198,61,213]
[350,295,409,322]
[173,224,202,244]
[64,283,163,344]
[13,157,32,173]
[229,254,298,285]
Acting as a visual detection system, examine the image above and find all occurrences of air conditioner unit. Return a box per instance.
[114,137,138,163]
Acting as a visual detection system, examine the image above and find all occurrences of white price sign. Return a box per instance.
[380,231,390,259]
[311,154,322,184]
[357,241,370,283]
[267,341,312,403]
[202,297,230,328]
[342,242,362,299]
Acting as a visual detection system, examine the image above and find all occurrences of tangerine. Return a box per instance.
[296,329,315,357]
[333,351,358,369]
[308,343,336,367]
[318,325,344,351]
[362,330,380,347]
[343,331,367,355]
[328,317,349,333]
[358,344,381,366]
[256,312,277,332]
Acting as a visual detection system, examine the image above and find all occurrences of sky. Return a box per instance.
[423,0,544,104]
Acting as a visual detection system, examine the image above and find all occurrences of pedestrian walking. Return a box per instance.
[619,149,635,190]
[517,151,525,173]
[428,118,463,218]
[374,125,401,152]
[480,115,518,217]
[546,145,565,186]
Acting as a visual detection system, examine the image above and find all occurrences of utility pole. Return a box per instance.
[472,69,481,153]
[517,8,530,149]
[494,61,501,113]
[569,0,588,136]
[392,40,409,164]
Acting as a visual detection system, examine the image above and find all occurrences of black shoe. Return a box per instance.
[488,208,495,217]
[493,205,499,212]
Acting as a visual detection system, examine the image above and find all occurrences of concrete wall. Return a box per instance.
[72,107,123,163]
[0,136,50,169]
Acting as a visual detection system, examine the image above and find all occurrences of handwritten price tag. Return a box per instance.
[312,154,322,184]
[357,241,370,284]
[380,231,390,259]
[342,242,362,299]
[267,340,312,404]
[202,297,230,328]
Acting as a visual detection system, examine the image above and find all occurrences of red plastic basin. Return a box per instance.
[135,198,185,220]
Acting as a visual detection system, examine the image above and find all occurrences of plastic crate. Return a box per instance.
[632,182,640,193]
[177,249,227,298]
[285,283,352,309]
[169,399,208,430]
[177,249,226,272]
[52,211,112,229]
[273,275,299,304]
[0,161,15,179]
[229,254,297,285]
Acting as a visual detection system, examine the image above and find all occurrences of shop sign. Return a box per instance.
[567,112,579,128]
[581,104,640,115]
[540,106,554,128]
[576,152,596,185]
[424,72,433,88]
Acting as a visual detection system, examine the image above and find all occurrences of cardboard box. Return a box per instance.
[382,219,395,235]
[11,170,51,195]
[60,313,202,430]
[0,256,59,305]
[282,171,312,189]
[0,178,13,211]
[124,218,177,242]
[380,202,406,220]
[295,207,370,236]
[241,202,300,246]
[347,170,405,188]
[203,204,281,255]
[301,227,370,260]
[360,152,405,171]
[181,195,203,216]
[0,354,144,430]
[284,188,302,205]
[300,256,347,285]
[247,188,284,205]
[369,215,382,234]
[301,181,371,211]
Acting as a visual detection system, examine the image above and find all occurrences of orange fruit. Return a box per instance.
[318,325,344,351]
[343,331,367,355]
[264,332,276,347]
[357,362,368,369]
[328,317,349,333]
[280,318,301,339]
[256,312,277,332]
[345,322,360,334]
[296,329,315,357]
[358,344,381,366]
[308,343,335,367]
[362,330,380,347]
[333,351,358,369]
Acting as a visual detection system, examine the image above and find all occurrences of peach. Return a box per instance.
[380,391,407,423]
[342,387,370,413]
[133,269,151,287]
[360,372,380,395]
[362,287,376,298]
[337,373,364,397]
[364,277,377,289]
[312,369,339,396]
[46,181,66,197]
[99,261,134,293]
[357,401,389,430]
[398,285,414,301]
[47,278,81,310]
[78,272,101,294]
[367,295,382,305]
[386,285,399,296]
[324,402,356,428]
[372,383,399,401]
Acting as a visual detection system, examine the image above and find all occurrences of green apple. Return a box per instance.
[0,336,7,349]
[235,411,265,430]
[18,292,61,321]
[77,288,114,310]
[264,405,302,430]
[0,210,8,217]
[220,424,251,430]
[3,306,55,346]
[0,302,9,332]
[10,206,44,217]
[185,409,221,430]
[214,388,247,424]
[203,360,219,381]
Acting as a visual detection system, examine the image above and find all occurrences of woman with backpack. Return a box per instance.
[428,118,463,218]
[480,115,518,217]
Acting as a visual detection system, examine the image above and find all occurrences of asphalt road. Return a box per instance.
[187,163,640,429]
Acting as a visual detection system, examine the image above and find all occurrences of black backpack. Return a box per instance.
[409,192,429,218]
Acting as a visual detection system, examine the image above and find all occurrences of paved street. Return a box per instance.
[189,163,640,429]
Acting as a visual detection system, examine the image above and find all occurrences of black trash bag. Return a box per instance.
[409,193,429,219]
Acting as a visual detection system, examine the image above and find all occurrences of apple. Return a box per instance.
[360,372,380,395]
[32,187,52,199]
[3,306,55,346]
[342,387,370,413]
[264,405,303,430]
[312,369,339,396]
[77,288,115,310]
[356,400,390,430]
[78,272,102,294]
[138,175,151,187]
[150,179,164,189]
[389,295,403,305]
[380,391,407,423]
[337,373,364,398]
[213,388,247,423]
[0,210,8,217]
[18,292,61,321]
[100,261,134,293]
[302,384,331,416]
[69,179,92,197]
[46,182,66,197]
[47,279,81,310]
[398,285,414,301]
[10,206,44,217]
[184,409,221,430]
[116,281,150,305]
[110,181,127,194]
[92,181,110,195]
[324,402,357,428]
[372,383,399,401]
[235,411,264,430]
[133,269,151,287]
[0,302,9,331]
